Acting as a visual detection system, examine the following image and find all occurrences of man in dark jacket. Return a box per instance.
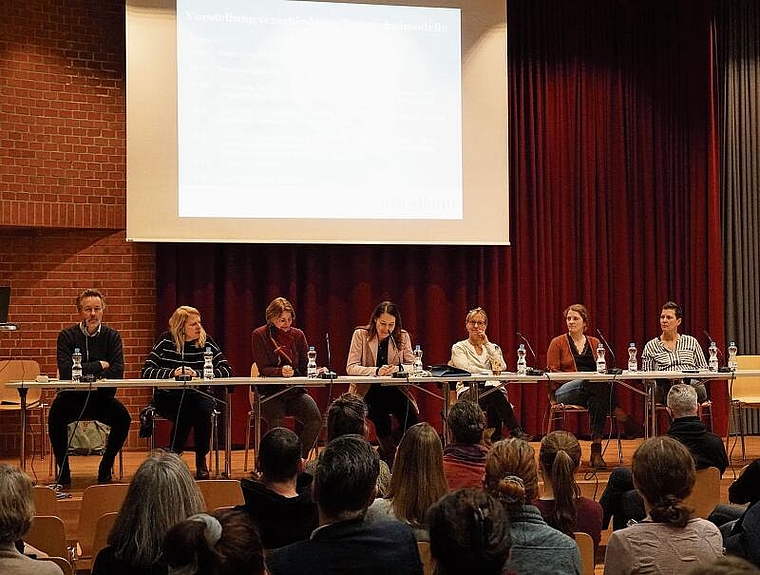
[442,399,488,490]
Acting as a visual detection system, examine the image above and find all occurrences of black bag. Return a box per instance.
[139,405,156,438]
[427,364,472,377]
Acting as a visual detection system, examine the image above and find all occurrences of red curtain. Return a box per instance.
[155,0,725,444]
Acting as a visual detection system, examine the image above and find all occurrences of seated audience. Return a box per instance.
[163,509,265,575]
[365,422,449,540]
[688,556,760,574]
[0,464,62,575]
[427,488,511,575]
[723,459,760,567]
[92,451,205,575]
[600,383,728,530]
[534,431,603,552]
[304,392,391,496]
[442,399,488,490]
[603,436,722,574]
[238,427,318,549]
[484,438,581,574]
[267,435,423,575]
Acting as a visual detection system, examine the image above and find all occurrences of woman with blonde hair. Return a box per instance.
[92,451,205,575]
[141,306,233,479]
[484,438,581,574]
[365,422,448,540]
[534,431,603,551]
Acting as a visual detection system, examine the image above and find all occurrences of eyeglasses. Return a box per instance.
[467,320,487,326]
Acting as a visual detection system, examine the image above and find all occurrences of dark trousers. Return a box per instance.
[555,379,614,439]
[365,385,418,439]
[153,389,215,458]
[461,386,520,440]
[599,466,646,530]
[48,390,131,477]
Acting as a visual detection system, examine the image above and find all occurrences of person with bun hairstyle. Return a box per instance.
[484,438,581,574]
[534,431,603,552]
[603,436,722,574]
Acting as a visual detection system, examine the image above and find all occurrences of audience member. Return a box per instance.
[304,392,391,496]
[92,451,205,575]
[365,422,448,540]
[603,436,722,574]
[484,438,581,574]
[267,435,423,575]
[442,399,488,490]
[723,459,760,567]
[688,556,760,574]
[238,427,318,549]
[0,464,62,575]
[163,509,265,575]
[600,383,728,529]
[427,488,511,575]
[534,431,603,552]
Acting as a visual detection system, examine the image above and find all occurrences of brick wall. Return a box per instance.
[0,0,157,455]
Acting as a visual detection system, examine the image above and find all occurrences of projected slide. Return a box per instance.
[176,0,462,220]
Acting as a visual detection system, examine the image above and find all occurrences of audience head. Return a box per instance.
[388,422,449,527]
[0,464,34,544]
[108,450,205,567]
[447,400,485,445]
[169,305,207,350]
[687,556,760,575]
[257,427,302,482]
[326,392,368,441]
[313,434,379,521]
[365,300,403,341]
[661,300,683,320]
[632,436,695,528]
[265,296,296,325]
[667,383,699,418]
[538,431,581,535]
[484,438,538,512]
[163,509,265,575]
[427,488,511,575]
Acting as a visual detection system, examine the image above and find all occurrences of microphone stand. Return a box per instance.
[516,331,544,375]
[319,332,338,380]
[596,329,623,375]
[389,333,408,379]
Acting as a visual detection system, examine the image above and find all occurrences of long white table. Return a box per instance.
[8,369,749,476]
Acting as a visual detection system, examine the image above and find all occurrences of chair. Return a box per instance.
[33,485,59,516]
[196,479,244,511]
[417,541,435,575]
[91,511,118,564]
[728,355,760,460]
[573,532,595,575]
[24,515,70,560]
[37,556,74,575]
[76,483,129,565]
[0,360,47,463]
[684,466,721,519]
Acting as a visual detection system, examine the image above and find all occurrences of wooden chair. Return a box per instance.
[24,515,70,560]
[91,511,118,565]
[37,556,74,575]
[728,355,760,460]
[76,483,129,565]
[0,360,46,462]
[196,479,244,511]
[684,466,721,519]
[417,541,434,575]
[574,532,595,575]
[33,485,59,516]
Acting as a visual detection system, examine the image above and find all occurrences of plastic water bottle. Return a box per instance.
[413,344,424,375]
[307,346,318,378]
[596,342,606,373]
[728,341,738,371]
[516,343,527,375]
[708,341,719,372]
[72,348,82,382]
[627,342,638,372]
[203,347,214,381]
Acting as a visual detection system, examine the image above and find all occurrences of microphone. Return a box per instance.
[704,330,731,372]
[319,333,338,379]
[516,331,544,376]
[596,329,623,374]
[175,335,192,381]
[388,332,407,378]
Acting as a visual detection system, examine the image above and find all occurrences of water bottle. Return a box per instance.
[307,346,318,378]
[516,343,527,375]
[708,341,719,372]
[413,344,424,375]
[728,341,738,371]
[596,342,606,373]
[72,348,82,382]
[627,342,638,372]
[203,346,214,381]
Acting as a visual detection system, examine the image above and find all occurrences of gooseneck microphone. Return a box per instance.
[516,331,544,375]
[175,332,192,381]
[704,330,731,372]
[596,329,623,374]
[389,332,407,378]
[319,332,338,379]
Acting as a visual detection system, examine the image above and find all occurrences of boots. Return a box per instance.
[195,453,210,480]
[377,436,397,468]
[590,442,607,469]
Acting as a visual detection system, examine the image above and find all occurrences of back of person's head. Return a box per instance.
[484,438,538,512]
[447,400,485,445]
[257,427,302,482]
[539,431,581,535]
[632,436,695,528]
[326,393,368,441]
[313,434,379,520]
[427,488,511,575]
[687,555,760,574]
[667,383,699,418]
[388,422,448,527]
[109,450,205,567]
[163,509,265,575]
[0,464,33,544]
